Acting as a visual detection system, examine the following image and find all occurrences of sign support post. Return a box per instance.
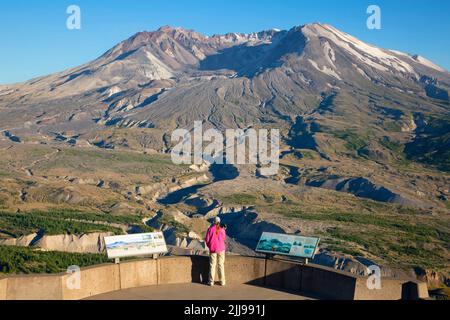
[265,253,274,260]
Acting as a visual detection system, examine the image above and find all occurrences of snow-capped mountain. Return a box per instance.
[0,23,448,152]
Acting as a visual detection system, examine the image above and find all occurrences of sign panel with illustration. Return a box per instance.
[255,232,320,259]
[104,232,168,259]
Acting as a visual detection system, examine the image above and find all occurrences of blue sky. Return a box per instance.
[0,0,449,84]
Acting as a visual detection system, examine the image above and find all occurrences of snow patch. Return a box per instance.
[352,63,371,80]
[413,55,445,72]
[306,24,418,75]
[106,86,122,97]
[191,45,206,60]
[308,59,342,80]
[144,51,174,79]
[322,41,336,63]
[390,50,445,73]
[0,89,15,97]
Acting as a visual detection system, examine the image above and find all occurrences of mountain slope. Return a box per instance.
[1,23,448,132]
[0,23,449,211]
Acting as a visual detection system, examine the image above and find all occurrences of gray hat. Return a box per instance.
[214,216,221,224]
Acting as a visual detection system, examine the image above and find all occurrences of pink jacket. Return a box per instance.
[205,225,226,253]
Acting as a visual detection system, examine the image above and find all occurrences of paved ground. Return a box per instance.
[86,283,315,300]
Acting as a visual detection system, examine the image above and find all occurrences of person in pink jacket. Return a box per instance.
[205,216,227,286]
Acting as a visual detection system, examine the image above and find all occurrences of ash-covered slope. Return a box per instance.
[0,23,449,173]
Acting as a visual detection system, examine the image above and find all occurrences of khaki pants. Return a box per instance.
[209,252,226,285]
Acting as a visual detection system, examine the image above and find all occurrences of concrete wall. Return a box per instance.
[158,256,195,285]
[265,259,302,291]
[6,274,63,300]
[401,280,430,300]
[263,260,427,300]
[263,260,428,300]
[119,259,158,289]
[62,264,120,300]
[0,277,7,300]
[223,256,266,285]
[354,277,403,300]
[0,255,429,300]
[155,255,266,286]
[300,263,358,300]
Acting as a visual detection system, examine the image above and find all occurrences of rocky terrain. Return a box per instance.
[0,23,449,287]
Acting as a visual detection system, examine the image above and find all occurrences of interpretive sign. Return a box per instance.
[104,232,168,259]
[255,232,320,259]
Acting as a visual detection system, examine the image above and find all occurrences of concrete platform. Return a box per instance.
[0,256,428,300]
[85,283,315,300]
